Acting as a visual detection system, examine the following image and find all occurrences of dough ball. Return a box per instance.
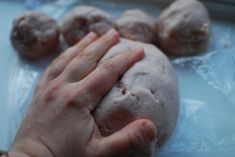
[116,9,156,43]
[61,5,115,46]
[93,39,179,156]
[156,0,211,55]
[11,12,59,58]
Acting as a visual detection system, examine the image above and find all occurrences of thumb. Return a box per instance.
[98,119,158,157]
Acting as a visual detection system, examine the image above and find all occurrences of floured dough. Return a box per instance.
[116,9,156,43]
[93,39,179,157]
[61,5,115,46]
[156,0,211,55]
[11,12,59,58]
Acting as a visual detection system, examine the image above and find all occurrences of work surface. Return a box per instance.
[1,0,235,157]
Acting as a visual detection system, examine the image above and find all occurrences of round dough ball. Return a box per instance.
[116,9,156,43]
[156,0,211,55]
[93,39,179,156]
[11,12,59,58]
[61,5,115,46]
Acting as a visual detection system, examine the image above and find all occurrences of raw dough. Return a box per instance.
[93,39,179,157]
[116,9,156,43]
[156,0,211,55]
[61,5,115,46]
[11,12,59,58]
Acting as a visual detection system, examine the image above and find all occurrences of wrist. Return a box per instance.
[9,139,54,157]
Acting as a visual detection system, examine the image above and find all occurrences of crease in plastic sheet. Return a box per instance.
[6,0,235,156]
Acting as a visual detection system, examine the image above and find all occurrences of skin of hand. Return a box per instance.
[8,29,158,157]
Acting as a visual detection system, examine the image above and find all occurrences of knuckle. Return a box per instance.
[100,59,115,71]
[44,81,61,103]
[63,91,78,107]
[76,49,94,61]
[128,131,146,151]
[47,56,66,79]
[63,86,96,109]
[48,65,61,79]
[63,87,84,108]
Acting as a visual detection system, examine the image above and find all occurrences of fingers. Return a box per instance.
[36,32,98,92]
[60,29,120,82]
[97,119,157,157]
[79,47,144,111]
[47,32,98,81]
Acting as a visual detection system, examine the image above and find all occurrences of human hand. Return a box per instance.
[9,29,157,157]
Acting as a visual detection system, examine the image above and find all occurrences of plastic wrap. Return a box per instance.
[2,0,235,156]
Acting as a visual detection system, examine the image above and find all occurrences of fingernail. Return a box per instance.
[106,29,119,37]
[87,32,97,40]
[142,121,158,142]
[131,47,143,53]
[131,47,145,59]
